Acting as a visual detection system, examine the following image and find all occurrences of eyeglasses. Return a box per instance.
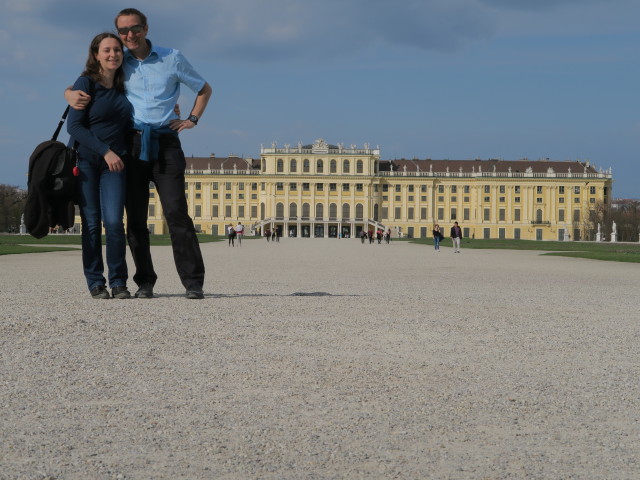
[117,24,144,35]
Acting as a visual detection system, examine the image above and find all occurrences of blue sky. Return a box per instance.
[1,0,639,197]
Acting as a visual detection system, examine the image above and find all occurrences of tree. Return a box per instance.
[0,184,27,233]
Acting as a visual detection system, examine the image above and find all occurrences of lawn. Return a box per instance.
[0,234,225,255]
[409,237,640,263]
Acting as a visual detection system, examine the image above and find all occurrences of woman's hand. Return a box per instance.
[104,150,125,172]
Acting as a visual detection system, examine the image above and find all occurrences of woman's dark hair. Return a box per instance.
[81,32,126,93]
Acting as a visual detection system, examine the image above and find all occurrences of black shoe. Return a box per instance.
[112,286,131,299]
[90,285,110,299]
[185,289,204,299]
[135,283,154,298]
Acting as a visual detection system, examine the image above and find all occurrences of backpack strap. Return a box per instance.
[51,106,70,141]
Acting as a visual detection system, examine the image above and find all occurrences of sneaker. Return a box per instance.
[90,285,110,299]
[135,283,154,299]
[185,289,204,300]
[112,286,131,299]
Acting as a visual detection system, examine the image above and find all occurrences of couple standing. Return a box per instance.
[66,8,211,300]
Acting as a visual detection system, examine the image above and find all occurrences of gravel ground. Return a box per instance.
[1,238,639,479]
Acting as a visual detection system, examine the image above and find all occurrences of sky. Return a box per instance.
[1,0,639,197]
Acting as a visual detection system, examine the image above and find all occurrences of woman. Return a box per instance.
[432,224,443,251]
[67,33,133,299]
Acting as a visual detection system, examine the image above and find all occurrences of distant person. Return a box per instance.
[265,228,271,242]
[385,228,391,244]
[360,230,366,244]
[67,32,133,299]
[432,224,443,252]
[450,221,462,253]
[227,223,236,247]
[234,222,244,246]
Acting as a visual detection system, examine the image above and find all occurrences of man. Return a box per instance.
[450,221,463,253]
[234,222,244,246]
[66,8,212,299]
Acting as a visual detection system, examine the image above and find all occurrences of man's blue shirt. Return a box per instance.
[123,41,206,127]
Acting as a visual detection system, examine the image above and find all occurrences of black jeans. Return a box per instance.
[126,133,205,291]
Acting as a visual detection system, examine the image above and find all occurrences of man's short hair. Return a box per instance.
[115,8,147,27]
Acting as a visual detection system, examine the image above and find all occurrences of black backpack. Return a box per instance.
[23,107,78,239]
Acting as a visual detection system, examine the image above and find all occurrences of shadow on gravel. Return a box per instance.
[154,292,362,298]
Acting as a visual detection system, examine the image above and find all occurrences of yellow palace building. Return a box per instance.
[147,139,613,241]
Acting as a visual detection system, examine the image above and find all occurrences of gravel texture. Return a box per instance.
[1,238,639,479]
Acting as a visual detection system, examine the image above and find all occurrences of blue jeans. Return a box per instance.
[434,236,441,250]
[77,153,127,291]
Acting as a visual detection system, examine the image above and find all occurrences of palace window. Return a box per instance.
[276,182,284,191]
[484,208,490,221]
[302,203,310,218]
[317,159,324,173]
[343,160,350,173]
[514,197,520,203]
[499,185,505,194]
[484,196,490,202]
[395,185,401,192]
[289,203,297,218]
[537,186,543,194]
[559,209,565,222]
[238,182,244,190]
[303,183,310,191]
[355,203,364,219]
[484,185,490,194]
[464,186,470,194]
[421,196,427,202]
[277,159,284,173]
[395,207,402,220]
[559,186,565,194]
[238,206,244,218]
[464,208,470,221]
[408,207,414,220]
[195,182,201,190]
[195,193,201,199]
[149,205,155,217]
[590,186,596,195]
[574,186,580,194]
[252,183,257,191]
[290,183,297,191]
[342,203,350,219]
[225,194,231,200]
[290,159,297,172]
[226,182,232,190]
[438,185,445,193]
[342,184,350,192]
[383,184,389,192]
[559,197,564,203]
[303,159,310,173]
[316,183,324,191]
[421,208,427,220]
[395,196,401,202]
[514,209,520,221]
[356,183,363,192]
[408,185,414,193]
[316,203,324,218]
[329,183,337,191]
[357,160,364,173]
[499,208,505,221]
[573,209,580,222]
[450,208,457,220]
[451,196,457,202]
[251,206,257,218]
[225,205,232,217]
[212,205,219,217]
[276,203,284,218]
[574,197,580,203]
[329,203,338,218]
[514,186,520,193]
[408,196,414,201]
[451,186,457,193]
[421,185,428,193]
[464,196,470,203]
[330,160,337,173]
[437,208,444,220]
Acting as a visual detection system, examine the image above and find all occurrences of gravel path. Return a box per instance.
[1,238,639,479]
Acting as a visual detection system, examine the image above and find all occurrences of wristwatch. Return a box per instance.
[187,114,199,125]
